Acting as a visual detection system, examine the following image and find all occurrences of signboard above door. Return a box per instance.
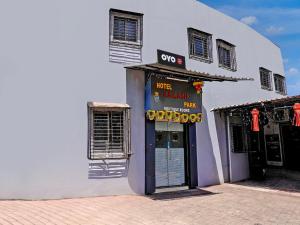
[145,75,203,123]
[145,76,202,114]
[157,50,186,69]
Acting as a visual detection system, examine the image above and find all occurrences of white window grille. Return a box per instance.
[110,9,143,46]
[274,74,287,95]
[88,102,131,160]
[188,28,213,63]
[260,67,272,91]
[217,40,237,71]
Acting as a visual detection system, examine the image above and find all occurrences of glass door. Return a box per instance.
[155,122,186,188]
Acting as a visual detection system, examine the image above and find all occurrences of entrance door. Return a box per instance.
[248,131,266,179]
[265,134,283,166]
[155,122,186,188]
[281,125,300,171]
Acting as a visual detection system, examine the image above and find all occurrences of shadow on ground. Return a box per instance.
[148,188,218,201]
[235,169,300,193]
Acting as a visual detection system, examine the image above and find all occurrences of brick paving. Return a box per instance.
[0,184,300,225]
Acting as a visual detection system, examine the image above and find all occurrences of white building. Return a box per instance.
[0,0,286,200]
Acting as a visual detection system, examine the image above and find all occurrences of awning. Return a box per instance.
[211,95,300,111]
[125,63,253,82]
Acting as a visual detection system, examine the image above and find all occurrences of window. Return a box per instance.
[188,28,213,63]
[109,9,143,64]
[88,102,131,160]
[274,74,287,95]
[113,17,138,42]
[110,9,143,46]
[260,67,272,91]
[217,40,237,71]
[230,116,247,153]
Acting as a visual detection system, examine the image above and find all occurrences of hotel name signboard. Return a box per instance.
[145,76,203,123]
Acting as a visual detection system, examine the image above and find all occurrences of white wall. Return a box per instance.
[126,70,145,194]
[0,0,284,199]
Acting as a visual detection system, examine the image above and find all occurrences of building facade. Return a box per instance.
[0,0,285,199]
[213,96,300,180]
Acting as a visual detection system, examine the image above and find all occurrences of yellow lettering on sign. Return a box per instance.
[156,82,172,90]
[184,102,197,109]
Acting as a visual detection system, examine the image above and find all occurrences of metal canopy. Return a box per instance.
[211,95,300,111]
[125,63,254,82]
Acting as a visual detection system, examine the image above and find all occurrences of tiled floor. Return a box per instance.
[0,184,299,225]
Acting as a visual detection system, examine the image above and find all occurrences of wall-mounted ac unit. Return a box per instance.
[273,108,290,122]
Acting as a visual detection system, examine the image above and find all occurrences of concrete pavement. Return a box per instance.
[0,184,299,225]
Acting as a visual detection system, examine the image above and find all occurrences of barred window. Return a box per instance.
[113,17,138,42]
[217,40,237,71]
[110,9,143,45]
[88,103,131,160]
[188,28,213,63]
[230,116,247,153]
[260,67,272,91]
[274,74,287,95]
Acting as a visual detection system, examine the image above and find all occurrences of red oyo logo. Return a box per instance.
[177,57,183,65]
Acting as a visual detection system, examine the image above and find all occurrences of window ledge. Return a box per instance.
[218,64,237,72]
[190,55,213,64]
[88,153,131,160]
[110,40,142,49]
[275,91,287,96]
[261,86,273,91]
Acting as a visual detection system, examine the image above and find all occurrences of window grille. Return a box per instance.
[113,17,138,42]
[88,103,131,160]
[188,28,213,63]
[217,40,237,71]
[260,67,272,91]
[274,74,287,95]
[110,9,143,46]
[230,117,247,153]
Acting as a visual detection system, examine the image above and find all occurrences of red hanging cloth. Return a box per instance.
[251,108,260,132]
[293,103,300,127]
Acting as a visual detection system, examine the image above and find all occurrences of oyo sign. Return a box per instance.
[157,50,186,69]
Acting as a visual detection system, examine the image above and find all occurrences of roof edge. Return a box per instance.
[211,95,300,111]
[125,63,254,82]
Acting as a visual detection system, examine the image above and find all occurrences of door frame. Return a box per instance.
[154,122,186,188]
[145,120,198,194]
[247,129,267,179]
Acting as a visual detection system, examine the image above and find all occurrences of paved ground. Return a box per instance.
[0,184,300,225]
[238,177,300,193]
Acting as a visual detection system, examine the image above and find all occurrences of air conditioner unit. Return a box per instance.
[273,108,290,122]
